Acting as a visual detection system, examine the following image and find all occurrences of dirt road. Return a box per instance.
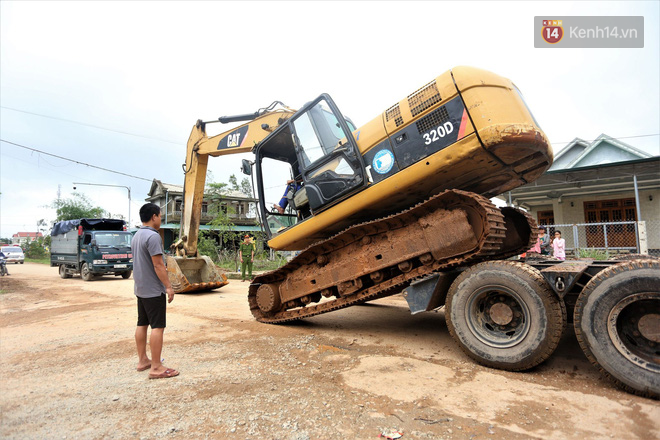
[1,263,658,439]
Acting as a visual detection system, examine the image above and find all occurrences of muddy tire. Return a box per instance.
[59,265,71,279]
[80,263,94,281]
[446,261,566,371]
[574,259,660,399]
[121,270,132,279]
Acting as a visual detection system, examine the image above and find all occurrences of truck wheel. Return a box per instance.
[59,265,72,279]
[446,261,566,371]
[574,259,660,398]
[121,270,132,279]
[80,263,94,281]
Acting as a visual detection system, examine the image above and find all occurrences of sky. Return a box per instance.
[1,1,659,238]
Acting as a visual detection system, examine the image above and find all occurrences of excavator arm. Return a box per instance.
[167,104,295,293]
[174,105,296,257]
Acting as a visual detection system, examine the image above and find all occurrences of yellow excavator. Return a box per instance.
[165,67,660,398]
[168,66,551,306]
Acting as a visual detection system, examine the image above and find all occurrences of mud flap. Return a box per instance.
[402,271,460,314]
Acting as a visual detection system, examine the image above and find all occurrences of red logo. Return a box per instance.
[542,19,564,44]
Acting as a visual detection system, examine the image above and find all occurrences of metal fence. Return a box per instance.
[542,221,656,258]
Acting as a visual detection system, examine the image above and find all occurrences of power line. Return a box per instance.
[1,139,152,182]
[2,105,658,148]
[0,106,182,146]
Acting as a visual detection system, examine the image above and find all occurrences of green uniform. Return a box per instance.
[239,242,254,280]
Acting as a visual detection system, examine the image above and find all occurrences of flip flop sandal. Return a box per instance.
[149,369,180,379]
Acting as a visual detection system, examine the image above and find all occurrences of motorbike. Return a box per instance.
[0,257,8,276]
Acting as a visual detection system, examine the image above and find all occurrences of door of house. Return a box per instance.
[584,198,637,248]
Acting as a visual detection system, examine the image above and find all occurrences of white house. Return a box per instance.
[11,232,43,246]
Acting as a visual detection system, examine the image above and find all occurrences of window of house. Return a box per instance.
[537,210,554,225]
[584,197,637,247]
[584,198,637,223]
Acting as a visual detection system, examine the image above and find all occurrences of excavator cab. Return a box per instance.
[254,94,366,239]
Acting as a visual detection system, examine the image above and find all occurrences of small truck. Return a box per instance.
[50,218,133,281]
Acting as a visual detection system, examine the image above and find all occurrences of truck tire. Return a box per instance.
[80,262,94,281]
[446,261,566,371]
[59,265,72,279]
[121,270,132,279]
[574,259,660,399]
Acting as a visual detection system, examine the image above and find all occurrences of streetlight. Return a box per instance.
[72,182,132,227]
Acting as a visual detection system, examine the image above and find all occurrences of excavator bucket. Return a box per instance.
[166,255,229,293]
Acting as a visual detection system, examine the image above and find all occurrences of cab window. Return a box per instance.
[293,113,324,166]
[292,99,353,167]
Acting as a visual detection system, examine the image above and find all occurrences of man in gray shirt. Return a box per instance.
[132,203,179,379]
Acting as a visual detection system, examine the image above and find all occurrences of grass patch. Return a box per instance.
[574,248,609,260]
[216,255,288,273]
[25,258,50,265]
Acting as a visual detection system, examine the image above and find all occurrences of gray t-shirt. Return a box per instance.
[131,226,166,298]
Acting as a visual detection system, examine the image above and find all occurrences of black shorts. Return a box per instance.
[137,294,166,328]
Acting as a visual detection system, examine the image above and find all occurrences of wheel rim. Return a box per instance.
[607,293,660,373]
[60,266,65,276]
[82,264,89,278]
[465,285,532,348]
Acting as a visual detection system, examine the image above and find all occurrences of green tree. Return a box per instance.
[25,237,48,259]
[197,233,221,263]
[195,179,243,268]
[228,174,239,192]
[240,177,253,198]
[37,218,48,233]
[51,192,106,221]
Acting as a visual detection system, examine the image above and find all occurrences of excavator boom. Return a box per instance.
[167,106,295,293]
[178,109,295,256]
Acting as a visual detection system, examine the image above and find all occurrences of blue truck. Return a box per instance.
[50,218,133,281]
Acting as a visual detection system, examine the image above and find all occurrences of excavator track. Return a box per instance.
[248,190,536,324]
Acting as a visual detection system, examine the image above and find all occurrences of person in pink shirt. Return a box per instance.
[552,230,566,260]
[527,226,544,254]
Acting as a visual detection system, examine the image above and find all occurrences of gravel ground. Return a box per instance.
[1,263,658,439]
